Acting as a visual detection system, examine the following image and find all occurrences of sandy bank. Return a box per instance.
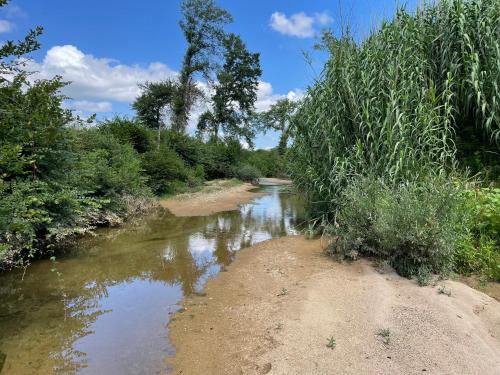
[160,180,265,217]
[168,236,500,374]
[258,177,292,185]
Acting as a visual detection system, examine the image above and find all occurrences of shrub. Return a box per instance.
[244,149,286,177]
[71,129,148,199]
[202,139,243,179]
[330,177,462,277]
[164,130,204,167]
[232,163,261,182]
[453,187,500,281]
[0,179,103,268]
[141,145,191,194]
[98,117,152,154]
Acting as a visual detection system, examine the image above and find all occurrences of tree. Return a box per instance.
[197,34,262,146]
[174,0,233,132]
[132,80,178,148]
[257,98,300,154]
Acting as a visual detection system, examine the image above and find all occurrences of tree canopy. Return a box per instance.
[173,0,233,132]
[197,33,262,146]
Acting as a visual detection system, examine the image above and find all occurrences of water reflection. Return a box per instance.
[0,185,304,374]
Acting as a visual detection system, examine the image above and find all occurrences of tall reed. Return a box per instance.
[290,0,499,223]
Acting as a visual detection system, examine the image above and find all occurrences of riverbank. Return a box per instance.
[160,178,291,216]
[168,236,500,374]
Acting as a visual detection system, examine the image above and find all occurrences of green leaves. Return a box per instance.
[197,33,262,146]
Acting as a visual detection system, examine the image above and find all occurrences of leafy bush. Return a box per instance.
[232,163,261,182]
[330,177,462,277]
[141,145,191,194]
[98,117,152,154]
[72,129,148,199]
[0,179,103,267]
[244,149,286,177]
[164,130,204,167]
[201,139,243,179]
[453,187,500,281]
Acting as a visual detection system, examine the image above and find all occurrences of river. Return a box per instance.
[0,185,305,374]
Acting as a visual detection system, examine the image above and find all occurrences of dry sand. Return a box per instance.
[160,181,265,217]
[168,236,500,375]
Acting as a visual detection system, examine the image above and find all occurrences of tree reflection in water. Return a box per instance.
[0,185,305,374]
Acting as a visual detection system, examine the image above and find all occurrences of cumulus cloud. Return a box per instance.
[28,45,177,103]
[270,11,332,38]
[26,44,302,130]
[0,20,13,33]
[255,81,304,112]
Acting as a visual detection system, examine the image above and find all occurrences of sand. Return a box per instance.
[160,182,265,217]
[168,236,500,375]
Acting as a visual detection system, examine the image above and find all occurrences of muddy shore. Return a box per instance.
[168,236,500,374]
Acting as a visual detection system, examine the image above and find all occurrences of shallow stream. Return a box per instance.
[0,185,304,374]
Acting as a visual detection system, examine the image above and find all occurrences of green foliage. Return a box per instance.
[256,98,300,154]
[141,145,191,194]
[98,117,152,153]
[232,163,261,182]
[163,130,204,166]
[244,149,286,177]
[133,80,179,130]
[326,336,336,349]
[376,328,391,345]
[175,0,233,131]
[290,0,499,219]
[197,33,262,145]
[289,0,499,278]
[71,128,148,198]
[330,177,461,278]
[453,187,500,281]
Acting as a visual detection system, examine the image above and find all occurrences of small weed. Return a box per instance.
[416,266,432,286]
[277,288,288,297]
[376,328,391,345]
[326,336,336,349]
[274,322,284,331]
[437,285,451,297]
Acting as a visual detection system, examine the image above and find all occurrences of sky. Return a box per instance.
[1,0,416,149]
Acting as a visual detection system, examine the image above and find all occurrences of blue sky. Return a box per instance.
[2,0,416,149]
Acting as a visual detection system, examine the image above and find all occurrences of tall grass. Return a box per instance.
[290,0,499,222]
[289,0,499,276]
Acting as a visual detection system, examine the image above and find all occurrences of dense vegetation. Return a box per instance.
[0,0,286,270]
[290,0,499,281]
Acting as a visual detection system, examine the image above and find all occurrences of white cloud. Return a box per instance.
[270,11,332,38]
[63,100,113,113]
[28,45,177,102]
[255,81,304,112]
[0,20,13,33]
[26,45,303,132]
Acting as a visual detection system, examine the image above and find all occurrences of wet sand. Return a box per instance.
[168,236,500,374]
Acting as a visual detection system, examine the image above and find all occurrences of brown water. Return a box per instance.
[0,185,305,374]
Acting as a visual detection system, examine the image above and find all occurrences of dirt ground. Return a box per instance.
[167,236,500,375]
[160,181,265,217]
